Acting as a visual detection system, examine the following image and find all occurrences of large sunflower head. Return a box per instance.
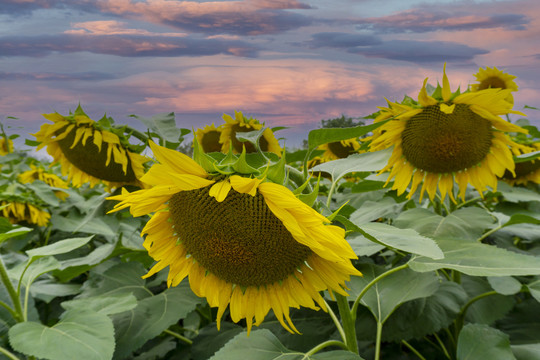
[18,165,70,200]
[220,111,282,156]
[32,105,148,189]
[470,66,518,104]
[370,64,528,202]
[1,201,50,227]
[108,141,360,334]
[195,124,223,153]
[0,136,13,156]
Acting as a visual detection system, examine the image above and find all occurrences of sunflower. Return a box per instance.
[32,106,148,189]
[0,136,13,156]
[1,201,50,227]
[370,65,527,202]
[319,138,361,162]
[18,165,70,200]
[471,66,518,104]
[220,111,282,156]
[501,142,540,185]
[195,124,222,153]
[108,141,360,334]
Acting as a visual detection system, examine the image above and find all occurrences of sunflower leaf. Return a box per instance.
[307,121,387,150]
[8,309,115,360]
[456,324,515,360]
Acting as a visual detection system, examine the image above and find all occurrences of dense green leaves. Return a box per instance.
[457,324,515,360]
[9,310,115,360]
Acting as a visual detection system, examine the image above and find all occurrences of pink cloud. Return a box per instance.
[65,20,187,37]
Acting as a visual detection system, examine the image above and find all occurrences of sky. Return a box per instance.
[1,0,540,147]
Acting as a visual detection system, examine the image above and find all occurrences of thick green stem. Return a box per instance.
[335,294,358,354]
[351,263,409,317]
[374,321,383,360]
[304,340,350,356]
[0,256,23,322]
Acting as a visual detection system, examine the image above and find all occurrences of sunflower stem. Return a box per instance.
[455,196,483,209]
[304,340,349,356]
[401,340,427,360]
[335,294,358,354]
[325,180,340,209]
[0,346,20,360]
[374,320,383,360]
[477,225,503,243]
[163,329,193,345]
[455,290,499,334]
[0,256,23,322]
[324,299,346,344]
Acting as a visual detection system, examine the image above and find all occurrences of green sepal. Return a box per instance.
[297,176,320,207]
[232,147,260,175]
[266,149,287,184]
[327,200,350,222]
[193,136,219,173]
[293,174,313,195]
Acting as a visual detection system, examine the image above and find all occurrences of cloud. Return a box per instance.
[65,20,187,37]
[95,0,313,35]
[0,34,259,58]
[306,32,382,48]
[354,8,529,34]
[349,40,488,63]
[0,71,116,81]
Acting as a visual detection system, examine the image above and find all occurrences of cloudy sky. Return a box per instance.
[1,0,539,146]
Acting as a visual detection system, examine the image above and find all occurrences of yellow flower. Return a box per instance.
[0,137,13,156]
[195,124,222,153]
[471,66,518,104]
[1,201,50,227]
[370,64,527,202]
[108,141,360,334]
[220,111,282,156]
[18,165,70,200]
[32,108,148,188]
[319,138,361,162]
[501,142,540,185]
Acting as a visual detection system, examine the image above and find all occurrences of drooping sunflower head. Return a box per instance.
[18,165,70,200]
[501,142,540,185]
[220,111,282,156]
[370,64,528,202]
[470,66,518,104]
[0,136,13,156]
[1,201,50,227]
[319,138,361,161]
[108,141,360,334]
[32,105,148,189]
[195,124,223,153]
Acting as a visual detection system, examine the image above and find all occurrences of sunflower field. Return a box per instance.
[1,65,540,360]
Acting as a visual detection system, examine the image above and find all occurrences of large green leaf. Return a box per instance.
[456,324,516,360]
[349,264,440,323]
[512,344,540,360]
[345,220,443,259]
[129,112,184,143]
[497,299,540,344]
[310,148,392,181]
[59,243,116,269]
[308,122,386,150]
[113,282,202,359]
[209,329,364,360]
[497,181,540,203]
[26,236,93,259]
[9,310,115,360]
[347,234,385,257]
[0,226,32,245]
[462,276,514,325]
[488,276,523,295]
[348,197,404,225]
[62,293,138,315]
[409,238,540,276]
[394,207,495,240]
[52,214,117,238]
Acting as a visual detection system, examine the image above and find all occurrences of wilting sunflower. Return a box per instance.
[220,111,282,156]
[18,165,70,200]
[195,124,222,153]
[32,106,148,189]
[501,142,540,185]
[0,137,13,156]
[471,66,518,104]
[370,65,527,202]
[319,138,361,162]
[1,201,50,227]
[108,141,360,334]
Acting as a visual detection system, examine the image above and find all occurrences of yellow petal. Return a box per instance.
[209,180,232,202]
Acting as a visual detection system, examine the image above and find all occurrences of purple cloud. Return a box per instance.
[0,34,260,58]
[349,40,488,63]
[307,32,382,48]
[0,71,116,81]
